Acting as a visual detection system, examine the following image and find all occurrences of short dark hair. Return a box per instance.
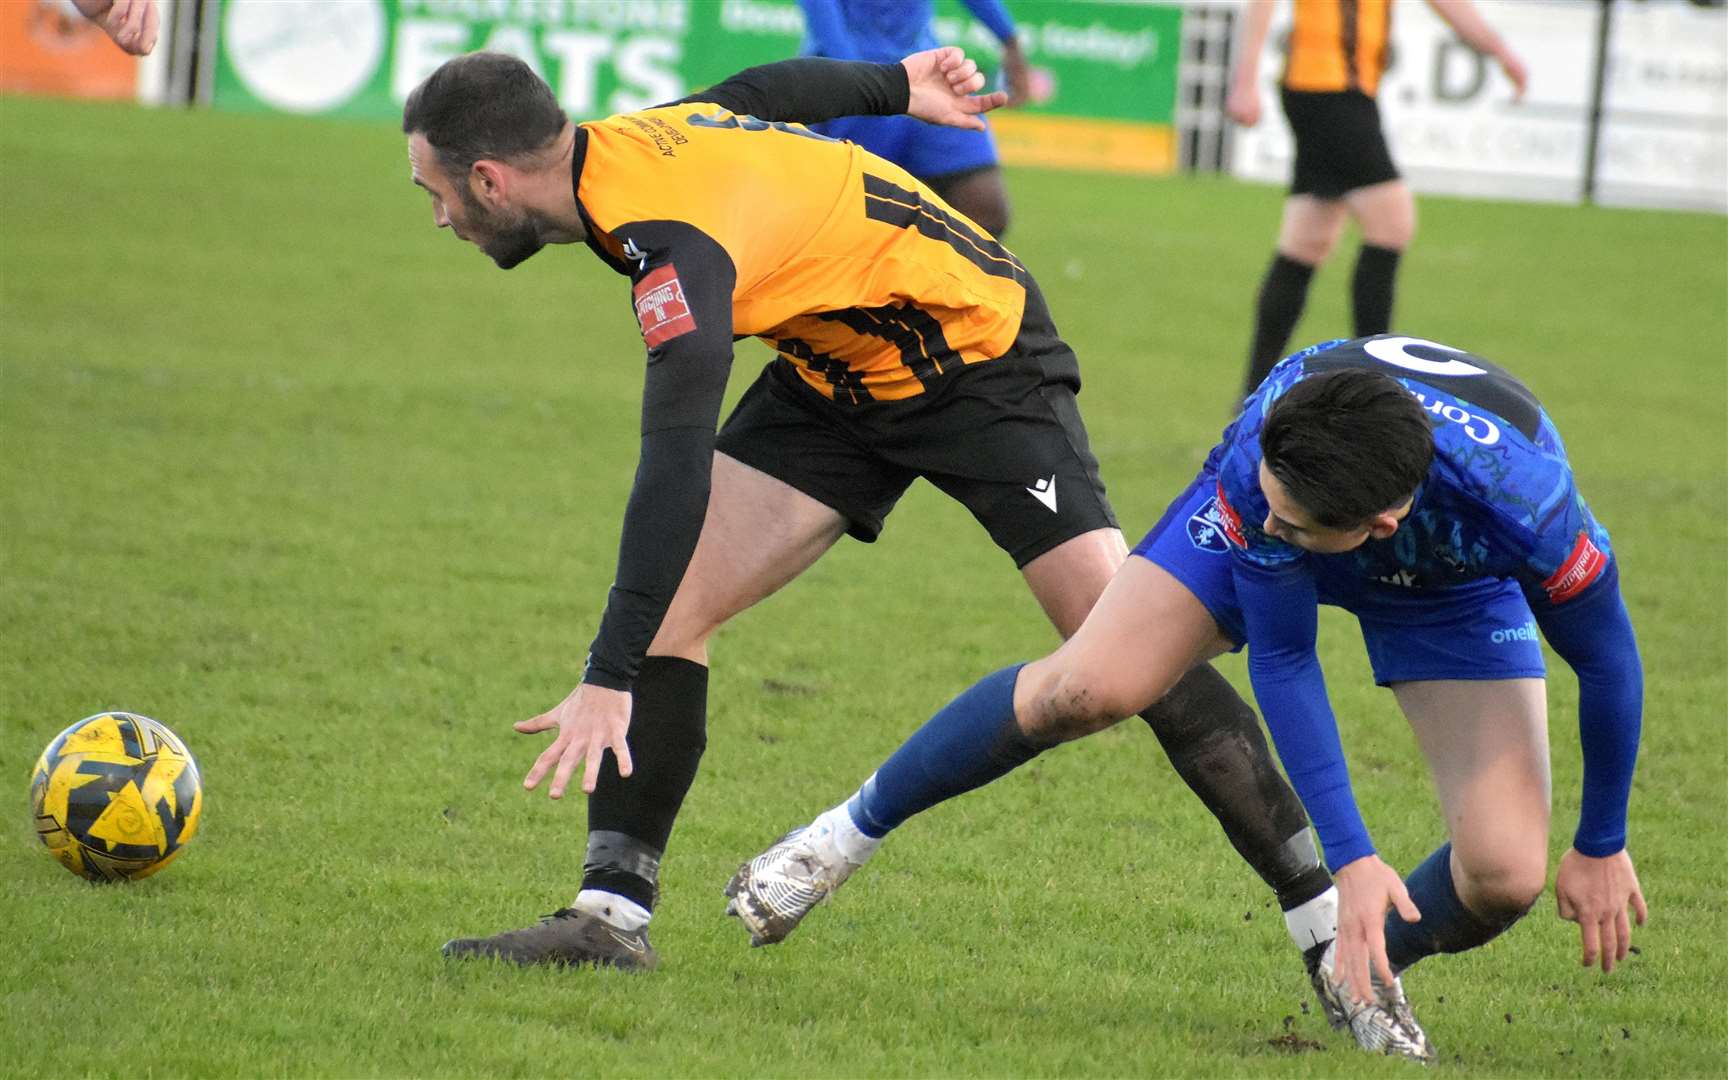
[402,52,567,180]
[1260,369,1435,527]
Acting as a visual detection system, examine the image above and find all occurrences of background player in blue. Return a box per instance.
[728,336,1647,1062]
[800,0,1030,237]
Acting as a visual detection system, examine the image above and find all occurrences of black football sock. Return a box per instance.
[1351,243,1402,336]
[1141,663,1333,911]
[1244,252,1317,398]
[580,655,708,912]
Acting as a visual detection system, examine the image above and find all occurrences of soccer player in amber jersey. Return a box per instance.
[733,337,1645,1061]
[404,49,1340,973]
[1226,0,1528,398]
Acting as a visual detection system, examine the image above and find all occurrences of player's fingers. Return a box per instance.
[1598,913,1619,973]
[139,3,158,54]
[963,90,1008,115]
[1368,927,1398,996]
[579,736,609,795]
[514,713,556,734]
[522,734,566,790]
[949,59,981,92]
[547,741,584,800]
[1630,884,1648,926]
[611,732,634,779]
[1338,935,1370,1005]
[1578,910,1601,969]
[1391,882,1422,924]
[1614,907,1632,966]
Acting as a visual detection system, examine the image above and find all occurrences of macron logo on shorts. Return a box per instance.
[633,264,696,347]
[1542,532,1606,604]
[1026,475,1059,513]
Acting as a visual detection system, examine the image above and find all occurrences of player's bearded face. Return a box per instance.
[455,183,547,270]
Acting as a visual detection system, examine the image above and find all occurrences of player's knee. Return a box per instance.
[1278,233,1334,266]
[1456,850,1546,919]
[1360,197,1416,249]
[968,197,1009,239]
[1015,662,1130,743]
[932,171,1010,238]
[1362,217,1414,251]
[950,190,1008,238]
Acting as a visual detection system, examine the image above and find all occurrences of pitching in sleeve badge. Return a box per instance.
[632,264,697,347]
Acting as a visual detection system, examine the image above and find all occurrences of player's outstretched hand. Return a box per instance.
[77,0,160,56]
[1555,847,1647,973]
[1334,855,1422,1005]
[516,683,634,799]
[902,46,1008,131]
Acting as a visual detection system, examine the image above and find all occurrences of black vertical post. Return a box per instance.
[1582,0,1615,204]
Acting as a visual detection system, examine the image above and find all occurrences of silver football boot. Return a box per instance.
[1307,939,1437,1063]
[724,825,863,946]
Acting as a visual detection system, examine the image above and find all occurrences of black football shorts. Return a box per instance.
[1281,88,1401,199]
[715,293,1117,569]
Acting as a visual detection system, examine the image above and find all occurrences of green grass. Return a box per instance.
[2,94,1724,1077]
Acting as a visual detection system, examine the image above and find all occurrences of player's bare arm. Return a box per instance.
[1225,0,1276,127]
[1425,0,1530,100]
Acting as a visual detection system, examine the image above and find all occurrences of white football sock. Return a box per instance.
[572,888,652,931]
[813,801,881,866]
[1284,885,1339,952]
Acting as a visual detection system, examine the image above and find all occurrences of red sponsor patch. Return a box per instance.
[1215,479,1246,548]
[1542,531,1606,604]
[632,264,696,347]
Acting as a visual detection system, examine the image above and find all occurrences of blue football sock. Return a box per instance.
[847,665,1047,838]
[1384,842,1523,973]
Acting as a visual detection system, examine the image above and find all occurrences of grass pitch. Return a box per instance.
[2,95,1725,1078]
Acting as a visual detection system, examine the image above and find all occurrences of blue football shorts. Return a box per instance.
[1130,472,1548,685]
[812,112,999,182]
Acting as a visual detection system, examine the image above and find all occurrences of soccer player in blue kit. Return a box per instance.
[799,0,1030,237]
[728,335,1648,1061]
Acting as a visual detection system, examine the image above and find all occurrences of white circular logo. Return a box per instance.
[224,0,385,114]
[1364,336,1487,378]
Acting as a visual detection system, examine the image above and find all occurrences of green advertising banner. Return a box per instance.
[209,0,1180,173]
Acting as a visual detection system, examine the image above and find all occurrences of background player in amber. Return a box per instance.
[1227,0,1527,398]
[403,48,1337,973]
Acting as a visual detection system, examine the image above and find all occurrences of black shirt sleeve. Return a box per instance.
[662,57,910,124]
[581,221,737,691]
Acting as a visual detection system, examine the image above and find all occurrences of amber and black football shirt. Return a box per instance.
[1283,0,1393,96]
[572,59,1038,690]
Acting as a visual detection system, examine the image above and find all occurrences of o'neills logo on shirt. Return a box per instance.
[1542,531,1606,604]
[633,264,696,347]
[1215,479,1246,548]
